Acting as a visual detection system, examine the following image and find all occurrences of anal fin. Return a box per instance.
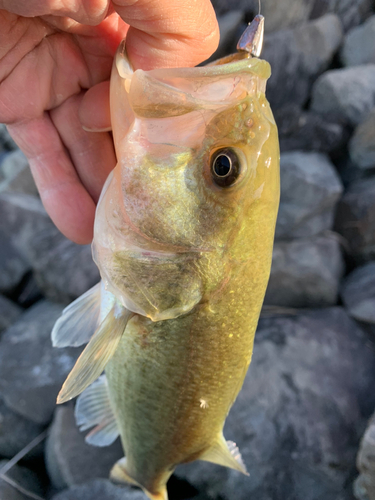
[75,375,119,447]
[199,435,248,475]
[111,458,169,500]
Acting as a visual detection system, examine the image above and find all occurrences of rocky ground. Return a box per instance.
[1,1,375,499]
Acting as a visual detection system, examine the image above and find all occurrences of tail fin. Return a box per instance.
[111,458,168,500]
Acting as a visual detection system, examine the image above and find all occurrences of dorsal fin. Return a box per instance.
[199,434,248,475]
[57,304,132,404]
[51,282,101,347]
[75,375,120,447]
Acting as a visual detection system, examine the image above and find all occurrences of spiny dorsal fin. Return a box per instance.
[57,305,132,404]
[75,375,119,447]
[199,434,248,475]
[51,282,101,347]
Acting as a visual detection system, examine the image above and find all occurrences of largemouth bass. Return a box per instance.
[52,15,279,500]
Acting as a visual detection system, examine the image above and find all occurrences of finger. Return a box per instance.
[0,0,110,26]
[50,92,115,202]
[79,81,112,132]
[7,114,96,244]
[112,0,220,70]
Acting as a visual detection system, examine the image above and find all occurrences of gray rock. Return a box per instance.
[0,295,22,333]
[0,230,30,294]
[0,301,80,424]
[210,0,371,33]
[177,308,375,500]
[335,176,375,262]
[350,109,375,170]
[276,151,343,239]
[0,124,17,151]
[0,192,99,303]
[51,479,147,500]
[0,396,44,458]
[341,262,375,323]
[341,15,375,67]
[46,404,123,489]
[276,105,345,153]
[0,460,44,500]
[354,412,375,500]
[310,65,375,126]
[0,149,38,196]
[264,235,345,308]
[264,14,343,109]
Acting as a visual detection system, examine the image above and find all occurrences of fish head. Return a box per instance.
[92,43,279,321]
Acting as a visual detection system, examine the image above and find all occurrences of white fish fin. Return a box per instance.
[75,375,119,447]
[51,282,101,347]
[57,305,132,404]
[199,435,248,475]
[111,458,169,500]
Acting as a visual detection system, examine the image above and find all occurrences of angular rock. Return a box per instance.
[276,151,343,239]
[177,308,375,500]
[0,294,22,333]
[341,262,375,323]
[276,105,345,154]
[0,460,44,500]
[51,479,148,500]
[0,149,38,196]
[335,176,375,262]
[263,14,343,110]
[264,235,344,308]
[0,230,30,294]
[46,404,123,489]
[354,412,375,500]
[0,301,80,424]
[341,15,375,67]
[310,65,375,126]
[0,397,44,458]
[0,192,99,303]
[349,109,375,170]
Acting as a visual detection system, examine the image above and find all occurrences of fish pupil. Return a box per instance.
[214,155,232,177]
[211,148,241,188]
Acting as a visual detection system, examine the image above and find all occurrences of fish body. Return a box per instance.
[52,25,279,500]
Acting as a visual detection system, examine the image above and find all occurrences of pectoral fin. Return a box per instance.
[199,435,248,475]
[75,375,119,447]
[51,282,101,347]
[57,305,132,404]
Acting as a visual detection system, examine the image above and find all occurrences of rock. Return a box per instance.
[0,124,17,151]
[0,149,38,196]
[0,396,44,458]
[0,230,30,294]
[354,412,375,500]
[263,14,343,110]
[310,65,375,126]
[341,262,375,324]
[177,308,375,500]
[0,460,44,500]
[210,0,371,33]
[335,176,375,263]
[275,105,345,154]
[341,15,375,67]
[276,151,343,239]
[349,109,375,170]
[0,301,80,424]
[45,404,123,489]
[264,235,344,307]
[0,192,99,303]
[0,295,22,333]
[51,479,148,500]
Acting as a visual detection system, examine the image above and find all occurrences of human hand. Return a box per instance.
[0,0,219,243]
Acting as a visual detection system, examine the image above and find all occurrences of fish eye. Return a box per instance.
[210,148,242,188]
